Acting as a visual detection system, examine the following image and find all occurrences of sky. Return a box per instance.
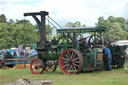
[0,0,128,27]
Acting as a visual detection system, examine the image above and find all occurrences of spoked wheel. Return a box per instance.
[58,35,73,47]
[30,58,45,74]
[111,65,119,68]
[59,49,84,74]
[112,53,125,68]
[45,60,57,72]
[88,35,102,48]
[112,46,125,68]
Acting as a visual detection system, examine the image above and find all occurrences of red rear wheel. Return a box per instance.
[30,58,44,74]
[59,49,84,74]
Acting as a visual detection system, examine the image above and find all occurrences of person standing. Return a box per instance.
[104,45,112,71]
[5,50,13,59]
[12,50,17,57]
[20,49,24,57]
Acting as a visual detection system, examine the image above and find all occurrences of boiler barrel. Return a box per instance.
[37,51,59,60]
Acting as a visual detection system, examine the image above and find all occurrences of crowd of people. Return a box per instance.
[0,49,37,59]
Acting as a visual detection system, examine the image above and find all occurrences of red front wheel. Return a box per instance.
[30,58,45,74]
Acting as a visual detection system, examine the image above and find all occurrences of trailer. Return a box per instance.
[0,53,37,68]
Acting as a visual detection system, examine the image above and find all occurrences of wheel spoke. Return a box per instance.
[62,57,68,61]
[71,65,74,70]
[71,52,74,59]
[67,51,71,59]
[49,67,52,72]
[65,54,70,60]
[73,63,79,67]
[63,64,69,68]
[37,65,41,69]
[72,53,76,59]
[62,37,64,43]
[66,65,70,70]
[63,61,68,64]
[74,57,79,61]
[72,64,77,70]
[68,65,72,72]
[45,60,57,72]
[74,61,80,64]
[71,65,73,70]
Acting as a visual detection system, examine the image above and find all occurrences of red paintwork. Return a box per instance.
[30,58,44,75]
[59,49,79,74]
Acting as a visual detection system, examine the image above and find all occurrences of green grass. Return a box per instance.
[0,67,128,85]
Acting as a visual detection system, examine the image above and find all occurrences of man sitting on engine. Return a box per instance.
[51,37,57,45]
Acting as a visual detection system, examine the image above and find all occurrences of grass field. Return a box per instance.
[0,66,128,85]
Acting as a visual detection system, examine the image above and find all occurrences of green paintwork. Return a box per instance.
[36,25,108,72]
[43,45,60,60]
[42,26,106,71]
[109,45,127,66]
[82,48,103,71]
[32,44,37,50]
[57,26,106,71]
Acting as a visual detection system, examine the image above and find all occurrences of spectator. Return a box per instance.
[24,50,29,57]
[20,50,24,57]
[3,50,6,57]
[12,50,17,57]
[5,51,13,59]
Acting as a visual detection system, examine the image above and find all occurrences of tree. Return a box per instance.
[0,14,7,23]
[15,19,40,45]
[96,16,128,41]
[34,24,54,41]
[0,23,10,48]
[0,17,53,49]
[16,19,29,24]
[0,23,19,48]
[0,19,39,49]
[46,24,54,41]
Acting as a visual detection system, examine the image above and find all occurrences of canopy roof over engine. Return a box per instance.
[57,26,107,33]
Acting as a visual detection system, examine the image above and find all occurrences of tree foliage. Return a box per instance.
[46,25,54,41]
[96,16,128,41]
[0,14,128,49]
[0,14,53,49]
[0,14,7,23]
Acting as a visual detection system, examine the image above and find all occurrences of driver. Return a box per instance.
[51,37,57,45]
[79,35,86,52]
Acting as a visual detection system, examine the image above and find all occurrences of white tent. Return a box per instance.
[111,40,128,56]
[112,40,128,46]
